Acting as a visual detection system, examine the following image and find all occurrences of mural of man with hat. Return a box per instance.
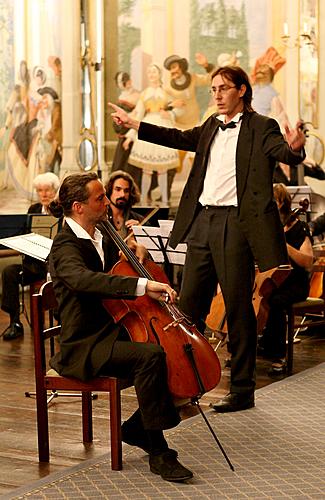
[163,52,214,196]
[163,52,214,130]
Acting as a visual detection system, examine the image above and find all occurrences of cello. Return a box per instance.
[98,219,221,399]
[98,219,234,470]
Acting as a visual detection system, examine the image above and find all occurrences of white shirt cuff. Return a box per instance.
[136,277,148,296]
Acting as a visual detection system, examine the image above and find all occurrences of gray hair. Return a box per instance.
[33,172,60,192]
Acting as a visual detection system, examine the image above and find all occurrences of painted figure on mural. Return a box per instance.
[33,86,62,176]
[111,71,140,177]
[251,47,290,131]
[163,52,214,130]
[162,52,215,195]
[124,64,181,205]
[0,58,62,198]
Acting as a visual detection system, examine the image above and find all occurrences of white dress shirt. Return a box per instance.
[199,112,243,207]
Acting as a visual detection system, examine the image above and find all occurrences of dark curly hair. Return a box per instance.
[211,66,254,113]
[49,172,99,218]
[105,170,140,207]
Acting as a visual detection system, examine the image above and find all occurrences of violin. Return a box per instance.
[283,198,309,228]
[98,219,221,400]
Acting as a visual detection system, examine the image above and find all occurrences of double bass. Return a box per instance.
[98,219,221,400]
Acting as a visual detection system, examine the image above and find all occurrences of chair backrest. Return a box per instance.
[31,281,61,380]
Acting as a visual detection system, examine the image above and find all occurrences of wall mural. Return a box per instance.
[298,0,318,128]
[0,0,62,201]
[112,0,271,203]
[116,0,269,119]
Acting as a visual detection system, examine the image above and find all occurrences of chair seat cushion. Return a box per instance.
[293,297,324,309]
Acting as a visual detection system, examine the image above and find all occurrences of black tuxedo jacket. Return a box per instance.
[49,224,139,381]
[139,112,305,271]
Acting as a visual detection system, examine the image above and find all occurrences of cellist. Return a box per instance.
[48,172,193,483]
[257,183,313,375]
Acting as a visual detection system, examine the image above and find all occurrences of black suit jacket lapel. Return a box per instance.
[199,116,220,182]
[236,112,254,206]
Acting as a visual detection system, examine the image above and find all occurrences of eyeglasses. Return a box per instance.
[209,85,236,96]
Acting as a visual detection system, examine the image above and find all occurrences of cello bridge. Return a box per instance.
[163,318,182,331]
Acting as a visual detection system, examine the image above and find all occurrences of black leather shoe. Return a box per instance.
[121,421,151,454]
[149,449,193,482]
[2,322,24,340]
[211,392,255,413]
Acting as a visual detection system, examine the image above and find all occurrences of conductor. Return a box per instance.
[108,65,306,413]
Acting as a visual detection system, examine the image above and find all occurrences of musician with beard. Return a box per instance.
[105,170,145,263]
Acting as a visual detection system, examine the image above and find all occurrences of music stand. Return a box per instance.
[0,233,94,404]
[0,214,29,250]
[132,221,187,284]
[28,214,61,239]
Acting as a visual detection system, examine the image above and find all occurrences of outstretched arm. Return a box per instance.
[108,102,140,131]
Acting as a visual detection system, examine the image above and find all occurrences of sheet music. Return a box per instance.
[159,220,187,265]
[0,233,52,261]
[132,225,165,262]
[132,221,187,265]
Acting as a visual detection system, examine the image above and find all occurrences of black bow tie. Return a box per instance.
[219,121,237,131]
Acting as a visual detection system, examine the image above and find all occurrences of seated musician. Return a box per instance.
[309,211,325,239]
[105,170,143,235]
[1,172,60,340]
[273,158,325,186]
[48,172,193,482]
[258,183,314,375]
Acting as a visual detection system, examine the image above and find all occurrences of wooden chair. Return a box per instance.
[31,280,128,470]
[19,270,46,329]
[286,271,325,375]
[28,279,46,330]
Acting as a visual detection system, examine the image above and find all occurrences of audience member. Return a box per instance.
[1,172,60,340]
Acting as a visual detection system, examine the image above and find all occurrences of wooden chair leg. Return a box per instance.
[287,307,294,375]
[36,387,50,462]
[109,381,122,471]
[81,392,93,443]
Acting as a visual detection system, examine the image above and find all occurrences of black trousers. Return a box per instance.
[1,263,46,322]
[99,338,180,431]
[179,206,256,395]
